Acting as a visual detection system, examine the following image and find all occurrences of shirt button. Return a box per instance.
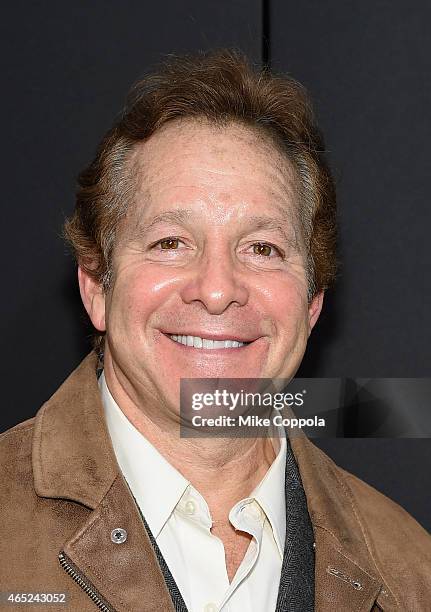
[203,604,217,612]
[184,500,196,515]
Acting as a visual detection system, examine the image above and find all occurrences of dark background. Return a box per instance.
[1,2,429,530]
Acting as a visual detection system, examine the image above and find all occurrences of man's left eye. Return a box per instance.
[159,237,180,249]
[251,242,282,257]
[150,237,184,250]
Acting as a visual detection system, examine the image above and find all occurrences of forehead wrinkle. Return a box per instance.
[130,117,297,190]
[130,159,298,220]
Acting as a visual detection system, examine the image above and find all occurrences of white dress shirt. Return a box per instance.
[99,372,287,612]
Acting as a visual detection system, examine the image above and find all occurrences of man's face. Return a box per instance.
[81,119,323,417]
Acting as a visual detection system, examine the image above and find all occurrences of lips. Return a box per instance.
[160,329,260,344]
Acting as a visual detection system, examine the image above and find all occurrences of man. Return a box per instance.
[0,49,430,612]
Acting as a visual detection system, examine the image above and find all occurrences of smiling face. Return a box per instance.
[79,118,323,421]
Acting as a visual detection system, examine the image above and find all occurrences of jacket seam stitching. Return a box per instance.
[37,403,48,488]
[0,424,34,440]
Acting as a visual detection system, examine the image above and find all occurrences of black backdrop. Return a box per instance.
[1,1,429,531]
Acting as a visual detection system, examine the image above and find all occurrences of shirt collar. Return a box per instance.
[252,425,287,558]
[99,371,190,539]
[100,371,286,553]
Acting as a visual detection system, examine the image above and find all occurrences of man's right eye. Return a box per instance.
[152,237,182,249]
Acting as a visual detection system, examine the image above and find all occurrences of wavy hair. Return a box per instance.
[64,49,337,349]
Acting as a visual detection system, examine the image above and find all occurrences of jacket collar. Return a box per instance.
[32,352,394,611]
[33,352,118,509]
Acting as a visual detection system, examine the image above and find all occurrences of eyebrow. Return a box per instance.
[137,209,195,233]
[244,215,299,247]
[134,208,300,248]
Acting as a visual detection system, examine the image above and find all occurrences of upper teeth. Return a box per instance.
[169,334,246,349]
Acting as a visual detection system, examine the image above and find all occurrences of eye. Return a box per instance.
[251,242,283,258]
[151,237,183,250]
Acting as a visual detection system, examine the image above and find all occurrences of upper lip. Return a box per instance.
[161,330,260,343]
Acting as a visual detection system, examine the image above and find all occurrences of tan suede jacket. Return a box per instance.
[0,352,430,611]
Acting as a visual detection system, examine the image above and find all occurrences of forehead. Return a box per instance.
[126,118,299,229]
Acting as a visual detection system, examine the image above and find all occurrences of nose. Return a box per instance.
[179,246,249,314]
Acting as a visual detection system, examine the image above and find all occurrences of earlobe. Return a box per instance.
[78,266,106,332]
[308,290,324,335]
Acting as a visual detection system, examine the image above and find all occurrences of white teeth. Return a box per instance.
[168,334,246,349]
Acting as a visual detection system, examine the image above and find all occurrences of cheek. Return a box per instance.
[255,274,309,329]
[106,266,180,333]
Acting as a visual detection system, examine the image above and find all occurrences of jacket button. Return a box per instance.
[111,528,127,544]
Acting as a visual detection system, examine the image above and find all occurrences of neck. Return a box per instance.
[103,355,277,519]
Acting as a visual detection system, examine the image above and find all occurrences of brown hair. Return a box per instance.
[64,48,337,348]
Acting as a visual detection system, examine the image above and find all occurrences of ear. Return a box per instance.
[308,290,324,335]
[78,265,106,332]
